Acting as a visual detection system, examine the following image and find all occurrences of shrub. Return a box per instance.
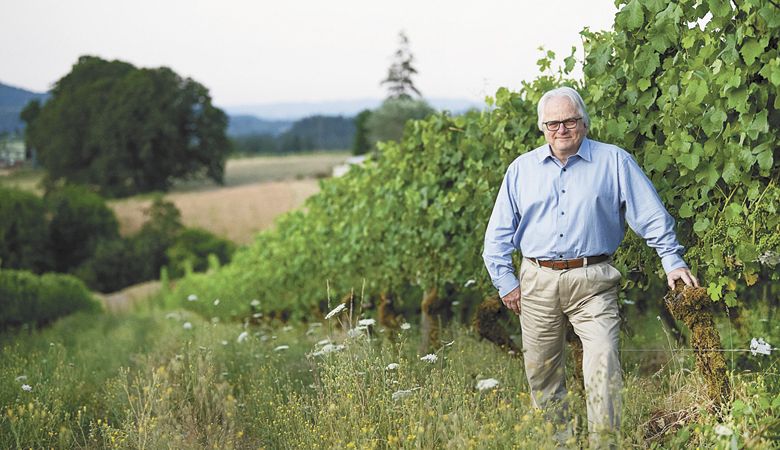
[45,185,120,272]
[0,187,51,272]
[0,269,101,330]
[166,227,235,278]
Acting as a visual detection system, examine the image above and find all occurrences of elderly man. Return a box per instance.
[482,87,699,444]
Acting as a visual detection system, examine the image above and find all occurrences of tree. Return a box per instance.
[24,56,230,197]
[0,187,51,272]
[366,98,434,146]
[352,109,372,155]
[381,31,422,100]
[45,185,119,272]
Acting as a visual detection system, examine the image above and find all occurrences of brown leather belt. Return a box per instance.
[529,255,610,270]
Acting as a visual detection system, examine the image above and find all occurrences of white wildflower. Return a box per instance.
[221,340,228,346]
[282,325,293,332]
[187,294,198,302]
[392,387,419,401]
[386,363,399,370]
[464,279,476,288]
[750,337,772,356]
[420,354,438,363]
[476,378,500,391]
[312,343,345,356]
[452,301,460,306]
[21,384,32,392]
[213,299,220,306]
[757,250,780,266]
[274,345,290,352]
[316,339,331,346]
[15,375,27,382]
[182,322,193,330]
[400,323,411,330]
[237,331,249,343]
[358,318,376,327]
[252,313,263,318]
[250,299,261,307]
[713,424,733,436]
[324,303,347,320]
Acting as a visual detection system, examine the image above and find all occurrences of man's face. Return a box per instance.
[542,96,587,156]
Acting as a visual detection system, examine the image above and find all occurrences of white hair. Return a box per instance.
[537,87,590,131]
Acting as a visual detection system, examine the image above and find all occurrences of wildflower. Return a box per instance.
[213,299,220,306]
[386,363,399,370]
[713,424,733,436]
[312,344,345,356]
[316,339,331,346]
[221,340,228,346]
[237,331,249,343]
[392,387,419,401]
[250,299,261,307]
[464,279,476,288]
[476,378,500,391]
[282,325,293,332]
[420,354,438,363]
[452,301,460,306]
[750,337,772,356]
[187,294,198,302]
[274,345,290,352]
[347,327,366,338]
[21,384,32,392]
[324,303,347,320]
[400,323,411,330]
[15,375,27,382]
[358,318,376,327]
[252,313,262,318]
[182,322,193,330]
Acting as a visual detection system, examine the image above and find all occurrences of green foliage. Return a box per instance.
[0,270,100,329]
[0,187,50,272]
[25,56,230,198]
[45,185,119,272]
[165,228,235,279]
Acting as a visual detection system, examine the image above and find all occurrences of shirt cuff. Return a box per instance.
[495,273,520,298]
[661,254,688,274]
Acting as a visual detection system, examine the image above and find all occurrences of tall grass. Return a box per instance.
[1,304,778,449]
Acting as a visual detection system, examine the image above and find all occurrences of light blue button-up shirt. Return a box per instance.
[483,138,688,297]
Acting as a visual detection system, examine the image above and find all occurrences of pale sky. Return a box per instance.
[1,0,618,108]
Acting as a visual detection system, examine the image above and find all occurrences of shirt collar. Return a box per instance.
[536,137,592,164]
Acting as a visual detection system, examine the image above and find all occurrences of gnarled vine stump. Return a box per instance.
[664,281,730,409]
[473,297,519,352]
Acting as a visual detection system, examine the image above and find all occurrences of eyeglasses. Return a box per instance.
[543,117,582,132]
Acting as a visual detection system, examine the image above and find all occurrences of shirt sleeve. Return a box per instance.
[483,165,521,297]
[618,155,688,273]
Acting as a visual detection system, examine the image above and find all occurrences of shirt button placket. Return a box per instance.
[557,166,567,259]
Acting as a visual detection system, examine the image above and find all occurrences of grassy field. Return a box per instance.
[0,152,350,245]
[1,292,778,449]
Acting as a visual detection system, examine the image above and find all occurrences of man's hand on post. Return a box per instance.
[501,286,521,315]
[667,267,700,290]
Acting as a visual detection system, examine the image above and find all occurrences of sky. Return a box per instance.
[1,0,618,109]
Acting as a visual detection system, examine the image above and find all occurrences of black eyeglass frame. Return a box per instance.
[543,117,583,132]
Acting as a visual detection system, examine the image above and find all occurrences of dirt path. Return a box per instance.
[95,280,164,313]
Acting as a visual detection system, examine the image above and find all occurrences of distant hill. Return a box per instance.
[222,97,483,120]
[0,82,49,135]
[227,115,292,137]
[231,115,355,154]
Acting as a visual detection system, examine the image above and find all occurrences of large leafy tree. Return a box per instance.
[25,56,229,197]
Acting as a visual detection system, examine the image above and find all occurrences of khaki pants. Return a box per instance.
[519,257,622,445]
